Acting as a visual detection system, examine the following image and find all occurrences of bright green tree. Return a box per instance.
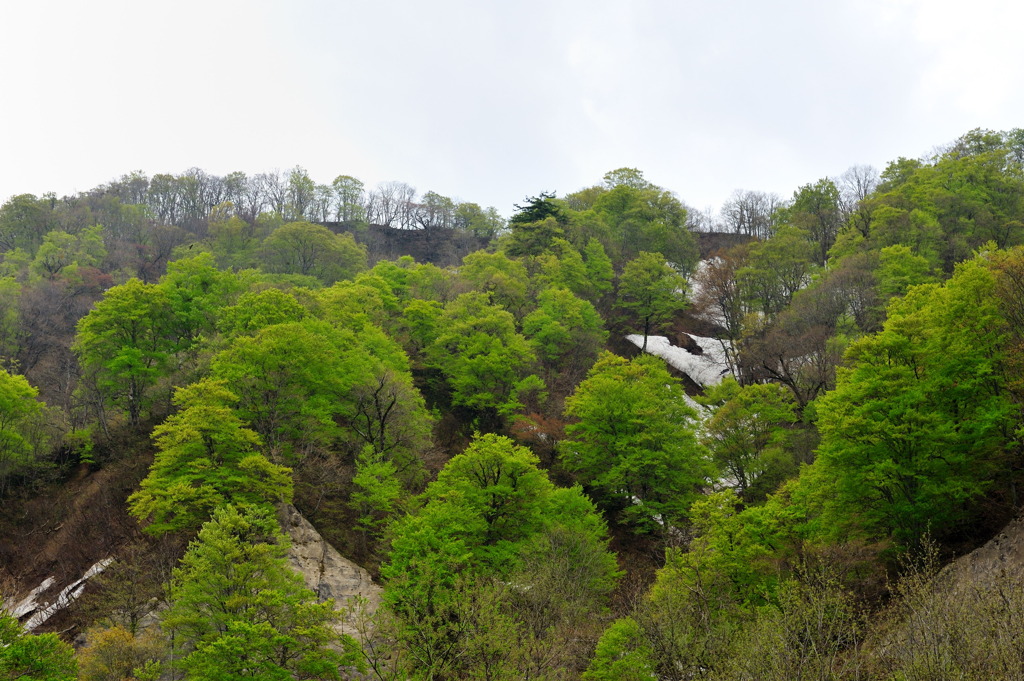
[162,504,356,679]
[0,368,55,496]
[699,378,798,503]
[428,292,537,419]
[128,379,292,535]
[382,433,618,680]
[813,256,1017,544]
[211,318,425,461]
[616,251,687,352]
[0,610,77,680]
[560,352,711,530]
[522,286,607,387]
[74,278,175,427]
[261,221,367,284]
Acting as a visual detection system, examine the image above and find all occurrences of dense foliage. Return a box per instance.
[3,132,1024,678]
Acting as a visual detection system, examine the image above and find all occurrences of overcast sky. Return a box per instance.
[1,0,1021,218]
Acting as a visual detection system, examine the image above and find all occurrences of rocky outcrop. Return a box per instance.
[277,504,382,638]
[942,515,1024,590]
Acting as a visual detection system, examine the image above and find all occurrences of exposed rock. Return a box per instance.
[942,515,1024,590]
[277,504,382,638]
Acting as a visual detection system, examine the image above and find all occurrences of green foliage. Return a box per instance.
[30,225,106,279]
[74,278,176,426]
[428,292,537,417]
[583,617,656,681]
[350,446,404,547]
[522,286,607,385]
[163,504,356,679]
[813,257,1016,544]
[699,377,798,503]
[875,243,936,301]
[737,226,817,316]
[615,251,687,351]
[217,287,307,339]
[787,178,842,265]
[560,352,711,530]
[381,433,618,679]
[459,250,531,316]
[158,252,243,351]
[711,567,863,681]
[129,379,292,535]
[592,180,698,269]
[0,368,54,496]
[0,609,77,680]
[211,317,422,459]
[261,221,367,284]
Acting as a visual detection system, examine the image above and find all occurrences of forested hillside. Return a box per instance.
[3,129,1024,679]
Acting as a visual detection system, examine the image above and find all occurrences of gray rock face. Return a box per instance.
[943,516,1024,589]
[277,504,382,638]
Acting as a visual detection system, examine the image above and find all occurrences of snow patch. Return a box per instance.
[7,558,113,632]
[626,333,734,387]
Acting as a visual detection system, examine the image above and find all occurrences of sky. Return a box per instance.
[1,0,1022,219]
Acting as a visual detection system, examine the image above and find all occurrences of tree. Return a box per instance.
[162,504,355,679]
[522,286,607,388]
[721,189,783,239]
[699,378,798,503]
[211,318,422,460]
[73,278,176,427]
[0,368,57,497]
[560,352,711,529]
[331,175,366,225]
[458,250,531,318]
[0,609,76,680]
[603,167,655,191]
[128,379,292,535]
[813,257,1017,544]
[788,178,842,265]
[381,433,618,680]
[261,221,367,284]
[592,181,698,269]
[427,292,537,420]
[76,626,164,681]
[616,251,687,352]
[736,226,816,317]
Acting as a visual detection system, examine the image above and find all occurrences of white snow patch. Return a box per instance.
[627,334,735,387]
[8,558,113,632]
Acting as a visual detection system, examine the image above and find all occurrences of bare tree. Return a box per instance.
[837,164,880,236]
[721,190,784,239]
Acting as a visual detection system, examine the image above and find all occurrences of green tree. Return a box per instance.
[73,278,175,427]
[0,609,76,680]
[217,287,308,339]
[459,250,531,316]
[382,433,618,680]
[737,226,817,317]
[428,292,537,419]
[787,178,842,265]
[162,504,355,679]
[30,226,106,279]
[331,175,367,226]
[592,180,698,268]
[261,221,367,284]
[813,257,1017,544]
[211,318,422,461]
[699,378,798,503]
[0,368,56,496]
[560,352,711,529]
[522,286,607,387]
[128,379,292,535]
[616,251,687,352]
